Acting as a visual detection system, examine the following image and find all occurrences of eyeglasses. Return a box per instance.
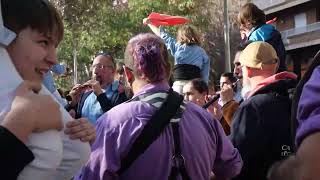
[92,64,113,69]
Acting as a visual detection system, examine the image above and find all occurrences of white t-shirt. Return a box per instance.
[0,48,90,180]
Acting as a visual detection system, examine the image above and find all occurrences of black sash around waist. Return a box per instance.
[173,64,201,81]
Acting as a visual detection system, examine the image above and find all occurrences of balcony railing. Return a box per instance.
[281,22,320,44]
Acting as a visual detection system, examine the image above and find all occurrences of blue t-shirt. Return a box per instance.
[81,81,120,124]
[159,27,210,83]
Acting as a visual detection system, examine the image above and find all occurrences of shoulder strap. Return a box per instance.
[117,89,184,175]
[169,119,191,180]
[291,50,320,150]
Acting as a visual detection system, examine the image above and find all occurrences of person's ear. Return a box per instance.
[204,94,210,102]
[111,67,116,74]
[139,73,148,81]
[246,66,253,78]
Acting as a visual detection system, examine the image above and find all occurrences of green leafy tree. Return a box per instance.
[50,0,247,91]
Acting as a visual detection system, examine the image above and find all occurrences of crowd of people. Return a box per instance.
[1,0,320,180]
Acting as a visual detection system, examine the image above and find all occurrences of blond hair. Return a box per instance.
[177,25,201,45]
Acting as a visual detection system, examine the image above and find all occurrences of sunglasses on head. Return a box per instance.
[95,50,114,63]
[96,51,111,57]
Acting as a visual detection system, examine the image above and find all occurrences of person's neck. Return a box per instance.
[249,74,273,90]
[132,78,149,95]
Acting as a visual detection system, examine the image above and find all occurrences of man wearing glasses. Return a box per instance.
[67,52,128,124]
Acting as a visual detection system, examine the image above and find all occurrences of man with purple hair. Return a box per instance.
[75,33,242,180]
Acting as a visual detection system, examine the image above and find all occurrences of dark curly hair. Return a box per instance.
[189,78,208,95]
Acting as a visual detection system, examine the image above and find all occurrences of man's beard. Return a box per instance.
[234,70,243,80]
[241,78,252,100]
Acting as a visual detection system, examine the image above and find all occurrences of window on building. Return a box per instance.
[294,13,307,28]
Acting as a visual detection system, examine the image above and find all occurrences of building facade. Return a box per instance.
[253,0,320,78]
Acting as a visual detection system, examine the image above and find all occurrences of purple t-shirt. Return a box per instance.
[75,82,242,180]
[296,66,320,146]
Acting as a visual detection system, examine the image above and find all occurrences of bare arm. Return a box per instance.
[2,81,63,143]
[268,132,320,180]
[1,111,33,143]
[295,132,320,179]
[143,18,160,36]
[147,24,160,37]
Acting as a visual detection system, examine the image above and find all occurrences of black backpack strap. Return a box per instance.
[117,89,184,175]
[169,120,191,180]
[291,50,320,151]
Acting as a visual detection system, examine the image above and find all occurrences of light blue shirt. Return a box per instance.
[81,81,120,124]
[160,27,210,83]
